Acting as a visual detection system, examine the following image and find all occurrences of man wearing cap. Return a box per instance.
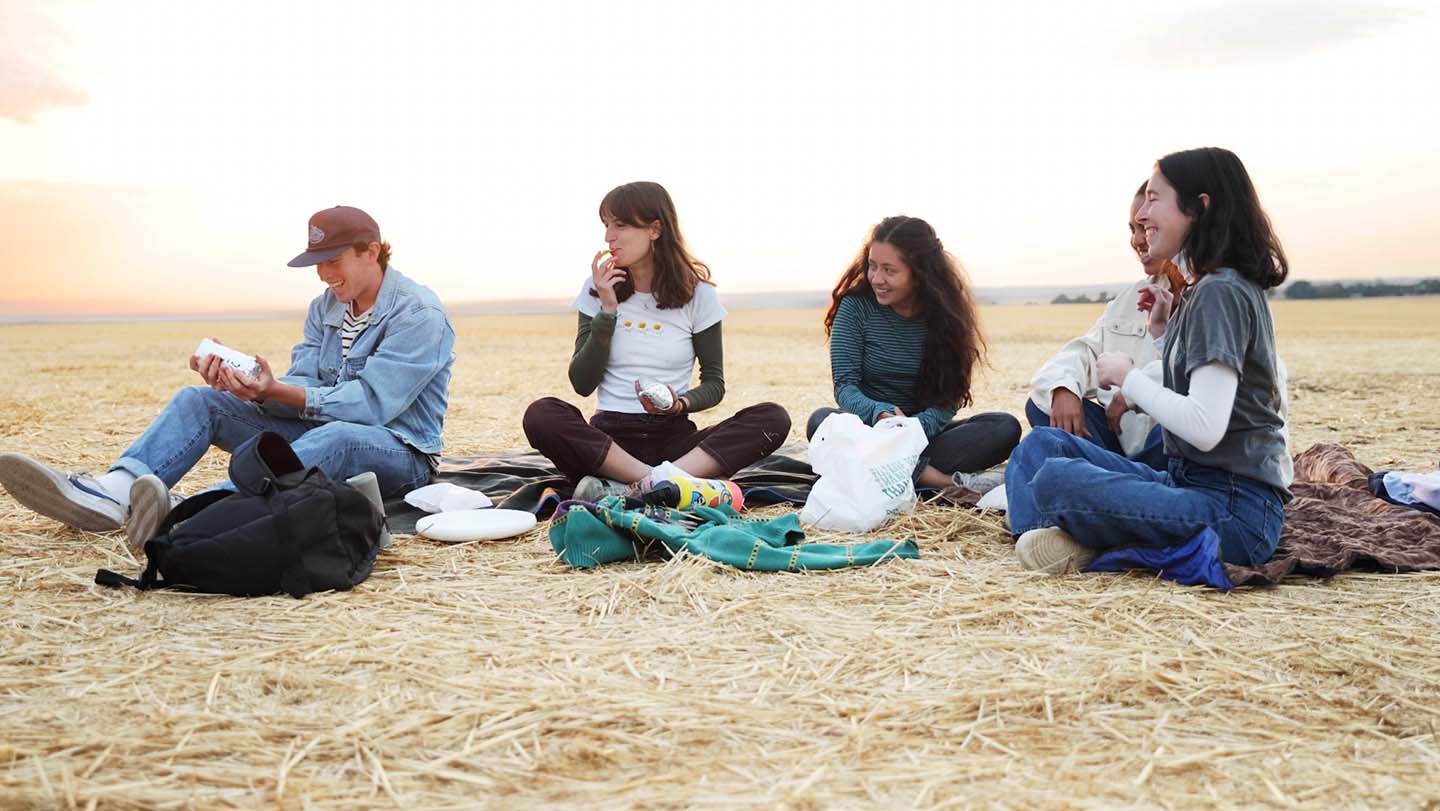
[0,206,455,549]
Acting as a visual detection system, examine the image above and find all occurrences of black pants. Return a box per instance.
[524,397,791,481]
[806,407,1020,476]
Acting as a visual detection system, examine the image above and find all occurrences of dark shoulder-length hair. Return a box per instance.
[1155,147,1288,289]
[822,215,986,409]
[592,181,711,309]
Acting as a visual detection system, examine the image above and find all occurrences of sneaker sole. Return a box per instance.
[0,453,124,531]
[126,474,170,553]
[1016,527,1098,575]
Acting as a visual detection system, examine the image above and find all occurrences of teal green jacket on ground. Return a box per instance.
[550,497,920,570]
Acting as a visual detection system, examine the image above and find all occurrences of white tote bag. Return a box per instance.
[800,412,930,533]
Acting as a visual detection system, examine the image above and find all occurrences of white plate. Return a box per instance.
[415,508,537,542]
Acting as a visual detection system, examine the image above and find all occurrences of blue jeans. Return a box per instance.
[111,386,432,498]
[1005,427,1283,566]
[1025,398,1166,471]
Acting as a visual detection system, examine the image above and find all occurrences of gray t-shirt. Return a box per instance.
[1162,268,1291,500]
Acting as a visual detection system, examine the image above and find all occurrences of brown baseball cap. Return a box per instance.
[287,206,382,267]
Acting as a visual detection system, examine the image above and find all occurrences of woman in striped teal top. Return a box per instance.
[808,216,1021,489]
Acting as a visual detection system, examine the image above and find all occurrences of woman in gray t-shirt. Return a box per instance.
[1005,147,1290,574]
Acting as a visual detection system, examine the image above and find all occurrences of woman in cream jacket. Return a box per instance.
[1026,182,1183,469]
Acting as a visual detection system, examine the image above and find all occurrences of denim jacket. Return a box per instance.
[262,265,455,454]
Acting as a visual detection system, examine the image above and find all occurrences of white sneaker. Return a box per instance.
[1015,527,1097,575]
[951,467,1007,495]
[125,474,171,553]
[0,452,126,531]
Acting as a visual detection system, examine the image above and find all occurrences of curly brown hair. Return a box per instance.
[351,241,391,270]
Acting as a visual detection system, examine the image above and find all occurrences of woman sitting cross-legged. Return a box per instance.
[523,181,790,505]
[1006,147,1292,575]
[807,216,1021,492]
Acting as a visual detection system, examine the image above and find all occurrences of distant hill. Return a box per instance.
[413,276,1440,316]
[443,284,1148,316]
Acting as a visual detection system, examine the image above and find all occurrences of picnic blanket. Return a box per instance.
[1230,443,1440,584]
[387,440,1440,587]
[383,443,820,534]
[1092,444,1440,587]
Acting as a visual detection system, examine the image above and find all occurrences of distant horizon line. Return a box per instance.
[0,282,1127,324]
[1,276,1434,325]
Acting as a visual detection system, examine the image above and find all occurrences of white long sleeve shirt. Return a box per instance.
[1121,362,1238,451]
[1120,353,1294,487]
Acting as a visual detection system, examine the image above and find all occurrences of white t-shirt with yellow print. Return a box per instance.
[573,277,727,414]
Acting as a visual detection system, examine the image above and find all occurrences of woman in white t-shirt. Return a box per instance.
[523,181,790,499]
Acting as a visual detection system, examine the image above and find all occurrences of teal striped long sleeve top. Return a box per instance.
[829,294,957,438]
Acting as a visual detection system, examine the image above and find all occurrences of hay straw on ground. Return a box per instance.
[2,300,1440,810]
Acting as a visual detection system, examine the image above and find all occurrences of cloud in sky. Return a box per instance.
[1104,0,1424,68]
[0,61,89,124]
[0,5,88,124]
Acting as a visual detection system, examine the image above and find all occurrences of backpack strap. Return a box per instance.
[95,567,145,588]
[94,560,168,590]
[154,488,232,537]
[94,489,233,591]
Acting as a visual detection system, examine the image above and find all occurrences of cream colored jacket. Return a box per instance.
[1028,277,1171,457]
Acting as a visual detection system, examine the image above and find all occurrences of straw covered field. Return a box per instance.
[2,298,1439,810]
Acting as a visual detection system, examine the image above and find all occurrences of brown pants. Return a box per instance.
[523,397,791,482]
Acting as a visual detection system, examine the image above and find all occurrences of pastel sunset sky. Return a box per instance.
[2,0,1437,315]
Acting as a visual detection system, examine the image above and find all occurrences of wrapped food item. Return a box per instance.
[194,338,260,379]
[637,379,675,411]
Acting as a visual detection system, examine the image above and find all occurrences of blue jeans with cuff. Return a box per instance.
[111,386,432,498]
[1005,427,1283,566]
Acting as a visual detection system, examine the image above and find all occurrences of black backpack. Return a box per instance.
[95,431,384,598]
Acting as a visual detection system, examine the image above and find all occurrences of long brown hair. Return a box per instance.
[823,216,986,409]
[592,181,711,309]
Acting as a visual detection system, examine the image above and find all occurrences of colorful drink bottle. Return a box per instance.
[643,476,745,511]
